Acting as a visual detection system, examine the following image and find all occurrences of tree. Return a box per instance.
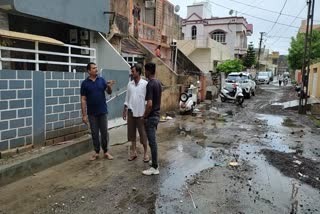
[288,31,320,70]
[216,59,244,74]
[242,42,256,68]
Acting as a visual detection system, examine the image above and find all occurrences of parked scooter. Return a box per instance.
[179,84,198,114]
[219,83,244,105]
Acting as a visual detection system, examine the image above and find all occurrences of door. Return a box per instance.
[312,68,318,97]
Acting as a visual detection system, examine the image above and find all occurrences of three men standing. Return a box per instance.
[81,62,162,176]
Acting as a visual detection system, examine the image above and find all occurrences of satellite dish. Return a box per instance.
[175,5,180,13]
[229,10,234,15]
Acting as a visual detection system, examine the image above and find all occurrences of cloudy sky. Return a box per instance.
[169,0,320,55]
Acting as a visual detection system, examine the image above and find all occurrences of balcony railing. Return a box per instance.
[0,38,96,72]
[138,21,156,41]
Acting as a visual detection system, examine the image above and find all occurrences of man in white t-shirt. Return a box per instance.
[123,64,149,162]
[279,73,284,86]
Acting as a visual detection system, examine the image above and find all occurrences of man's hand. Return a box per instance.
[106,80,115,94]
[107,80,116,87]
[122,108,127,120]
[140,116,145,123]
[82,115,88,125]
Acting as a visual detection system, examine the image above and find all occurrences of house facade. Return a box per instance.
[299,20,320,33]
[277,55,289,75]
[182,2,253,59]
[177,38,231,73]
[109,0,183,69]
[0,0,130,153]
[308,62,320,98]
[108,0,204,108]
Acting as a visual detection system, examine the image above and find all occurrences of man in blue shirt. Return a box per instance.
[81,62,115,161]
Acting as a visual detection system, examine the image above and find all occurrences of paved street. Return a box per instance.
[1,83,320,214]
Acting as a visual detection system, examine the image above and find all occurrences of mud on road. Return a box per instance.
[0,83,320,214]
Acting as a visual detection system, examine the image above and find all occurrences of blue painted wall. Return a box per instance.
[0,68,128,152]
[2,0,109,32]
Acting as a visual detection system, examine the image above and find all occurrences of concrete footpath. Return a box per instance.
[0,125,128,187]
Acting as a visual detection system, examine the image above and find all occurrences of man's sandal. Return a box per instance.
[128,154,137,161]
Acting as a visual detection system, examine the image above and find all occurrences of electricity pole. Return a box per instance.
[299,0,315,114]
[257,32,265,71]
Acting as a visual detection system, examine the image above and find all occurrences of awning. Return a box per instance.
[121,38,145,55]
[0,29,64,46]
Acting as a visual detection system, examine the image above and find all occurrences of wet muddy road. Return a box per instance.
[1,83,320,214]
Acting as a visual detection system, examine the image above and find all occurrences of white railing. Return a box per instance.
[0,41,96,72]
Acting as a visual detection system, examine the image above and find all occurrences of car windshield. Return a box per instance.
[227,75,248,82]
[258,72,269,77]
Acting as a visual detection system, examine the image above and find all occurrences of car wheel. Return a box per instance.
[246,91,251,99]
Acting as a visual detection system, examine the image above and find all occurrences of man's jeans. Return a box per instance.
[88,114,109,154]
[145,116,160,169]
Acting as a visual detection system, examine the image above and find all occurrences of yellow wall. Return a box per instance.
[177,39,232,73]
[308,62,320,98]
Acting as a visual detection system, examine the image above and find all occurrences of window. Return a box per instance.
[191,26,197,40]
[211,31,226,43]
[272,59,278,65]
[122,54,144,67]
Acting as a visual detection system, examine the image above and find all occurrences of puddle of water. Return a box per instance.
[156,136,216,213]
[256,114,284,127]
[255,114,296,153]
[237,143,320,214]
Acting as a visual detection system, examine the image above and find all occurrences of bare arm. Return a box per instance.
[143,100,153,119]
[123,85,129,120]
[123,105,128,120]
[81,96,88,124]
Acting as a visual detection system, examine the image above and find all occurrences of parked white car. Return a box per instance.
[225,72,256,98]
[256,71,271,84]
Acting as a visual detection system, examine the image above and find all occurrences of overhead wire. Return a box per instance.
[266,0,288,35]
[239,0,263,15]
[267,4,307,49]
[208,0,299,29]
[227,0,320,21]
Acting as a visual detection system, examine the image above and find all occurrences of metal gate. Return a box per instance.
[101,68,129,127]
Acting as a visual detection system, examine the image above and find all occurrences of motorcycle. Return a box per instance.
[179,84,198,114]
[219,83,244,105]
[283,78,288,86]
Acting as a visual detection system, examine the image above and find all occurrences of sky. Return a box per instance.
[169,0,320,55]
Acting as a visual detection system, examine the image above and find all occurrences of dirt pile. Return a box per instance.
[262,149,320,189]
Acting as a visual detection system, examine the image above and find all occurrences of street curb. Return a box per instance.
[0,135,92,187]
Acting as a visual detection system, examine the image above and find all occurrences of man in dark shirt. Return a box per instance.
[81,62,115,161]
[142,62,162,175]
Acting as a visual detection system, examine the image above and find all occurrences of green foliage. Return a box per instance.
[311,57,320,64]
[216,59,244,74]
[288,31,320,70]
[242,42,256,68]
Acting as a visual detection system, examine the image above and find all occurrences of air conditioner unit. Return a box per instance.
[145,0,156,8]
